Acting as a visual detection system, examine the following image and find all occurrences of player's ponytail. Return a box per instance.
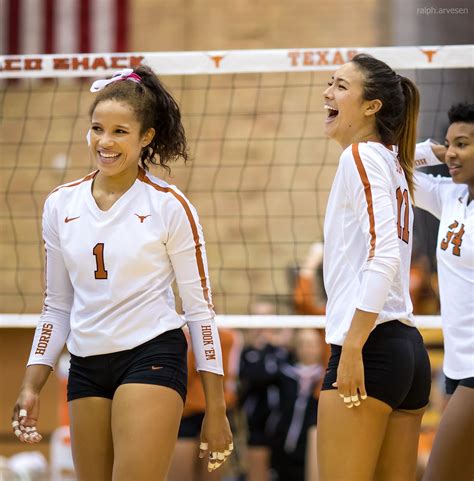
[351,54,420,198]
[134,65,188,172]
[397,77,419,199]
[89,65,188,173]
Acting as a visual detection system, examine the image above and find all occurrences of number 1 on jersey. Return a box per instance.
[93,243,108,279]
[396,187,410,244]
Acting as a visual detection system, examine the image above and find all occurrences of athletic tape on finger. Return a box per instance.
[11,421,19,428]
[351,395,359,402]
[19,409,27,418]
[199,442,208,450]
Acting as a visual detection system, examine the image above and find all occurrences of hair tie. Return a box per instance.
[90,69,142,93]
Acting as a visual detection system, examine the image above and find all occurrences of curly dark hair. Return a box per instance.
[448,102,474,125]
[89,65,188,173]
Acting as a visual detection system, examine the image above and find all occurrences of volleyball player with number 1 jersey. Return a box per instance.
[11,67,233,481]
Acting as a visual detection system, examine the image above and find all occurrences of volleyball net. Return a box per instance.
[1,45,473,328]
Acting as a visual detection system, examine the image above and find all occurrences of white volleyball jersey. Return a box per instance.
[324,142,415,346]
[28,168,223,375]
[415,141,474,379]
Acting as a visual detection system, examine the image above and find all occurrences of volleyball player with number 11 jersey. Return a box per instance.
[317,54,431,481]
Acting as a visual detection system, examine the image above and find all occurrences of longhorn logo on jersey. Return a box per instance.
[134,214,151,223]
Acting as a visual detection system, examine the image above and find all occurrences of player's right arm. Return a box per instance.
[12,194,73,443]
[414,139,449,219]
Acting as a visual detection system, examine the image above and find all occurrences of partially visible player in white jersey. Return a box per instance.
[414,103,474,481]
[317,54,431,481]
[11,66,233,481]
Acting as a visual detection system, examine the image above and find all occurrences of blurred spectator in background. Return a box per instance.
[409,252,439,315]
[238,300,290,481]
[240,329,325,481]
[293,242,326,317]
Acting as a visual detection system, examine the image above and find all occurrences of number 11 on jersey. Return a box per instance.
[93,243,108,279]
[396,187,410,244]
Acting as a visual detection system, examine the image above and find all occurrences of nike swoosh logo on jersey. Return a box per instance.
[151,365,163,370]
[64,216,80,223]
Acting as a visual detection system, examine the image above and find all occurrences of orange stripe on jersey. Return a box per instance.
[352,143,376,259]
[48,171,98,197]
[137,169,212,310]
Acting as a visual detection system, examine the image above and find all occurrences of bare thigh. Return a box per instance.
[373,406,426,481]
[317,390,392,481]
[422,386,474,481]
[167,438,199,481]
[306,426,319,481]
[111,383,184,481]
[69,397,114,481]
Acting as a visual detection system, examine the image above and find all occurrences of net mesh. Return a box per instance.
[1,47,472,316]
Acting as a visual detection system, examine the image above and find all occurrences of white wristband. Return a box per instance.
[188,319,224,375]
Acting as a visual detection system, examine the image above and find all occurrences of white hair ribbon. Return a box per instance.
[90,69,142,93]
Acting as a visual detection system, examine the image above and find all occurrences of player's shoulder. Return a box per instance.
[137,169,191,207]
[441,181,469,202]
[46,171,97,204]
[340,142,393,173]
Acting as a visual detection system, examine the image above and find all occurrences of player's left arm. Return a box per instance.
[164,191,232,470]
[334,146,401,407]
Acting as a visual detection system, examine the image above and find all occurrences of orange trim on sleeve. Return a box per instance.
[137,169,212,310]
[49,171,98,197]
[352,143,376,260]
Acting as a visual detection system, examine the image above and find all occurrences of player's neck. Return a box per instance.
[94,166,139,196]
[339,127,380,150]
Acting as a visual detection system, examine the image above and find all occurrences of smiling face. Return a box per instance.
[445,122,474,187]
[323,62,382,149]
[90,99,154,180]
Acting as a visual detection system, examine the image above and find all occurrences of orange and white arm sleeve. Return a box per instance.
[414,140,447,219]
[343,145,400,313]
[164,188,223,374]
[28,198,72,369]
[188,319,224,375]
[415,139,443,168]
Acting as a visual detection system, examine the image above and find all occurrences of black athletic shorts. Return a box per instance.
[67,328,188,403]
[322,320,431,410]
[445,376,474,395]
[178,412,205,438]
